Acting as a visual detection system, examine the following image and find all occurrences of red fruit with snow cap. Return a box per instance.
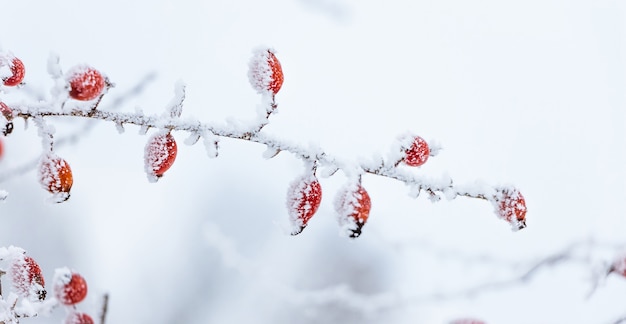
[1,55,25,86]
[144,131,177,181]
[248,48,284,95]
[54,268,88,305]
[335,184,371,238]
[39,155,73,201]
[493,187,527,231]
[67,65,106,101]
[404,136,430,167]
[9,255,46,301]
[287,175,322,235]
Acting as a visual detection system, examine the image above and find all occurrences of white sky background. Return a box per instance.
[0,0,625,323]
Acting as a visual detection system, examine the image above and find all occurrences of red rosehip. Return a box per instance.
[248,48,284,95]
[404,136,430,167]
[9,255,46,301]
[54,269,88,305]
[0,138,3,159]
[38,155,73,200]
[335,184,371,238]
[493,187,527,231]
[67,65,106,101]
[287,175,322,235]
[1,56,25,86]
[144,132,177,181]
[65,312,94,324]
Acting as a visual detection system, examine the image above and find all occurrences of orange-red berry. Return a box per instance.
[54,269,88,305]
[0,138,3,159]
[39,156,73,199]
[287,175,322,235]
[248,49,284,95]
[404,136,430,167]
[67,66,105,101]
[65,312,94,324]
[494,187,527,230]
[144,132,177,181]
[1,56,25,86]
[9,255,46,301]
[335,184,371,238]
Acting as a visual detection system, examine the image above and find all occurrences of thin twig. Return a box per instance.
[99,293,109,324]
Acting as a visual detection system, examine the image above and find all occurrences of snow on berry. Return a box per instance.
[65,312,95,324]
[334,183,372,238]
[66,65,106,101]
[248,47,284,95]
[38,154,73,202]
[53,267,88,305]
[144,131,178,182]
[388,133,432,167]
[0,53,25,86]
[8,254,46,301]
[492,187,527,231]
[404,135,430,167]
[286,174,322,235]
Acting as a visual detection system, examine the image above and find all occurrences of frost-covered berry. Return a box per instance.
[144,131,177,182]
[65,312,95,324]
[38,155,73,201]
[404,136,430,167]
[9,255,46,301]
[0,55,25,86]
[493,187,527,231]
[54,268,88,305]
[287,175,322,235]
[248,48,284,95]
[335,184,371,238]
[449,319,486,324]
[67,65,106,101]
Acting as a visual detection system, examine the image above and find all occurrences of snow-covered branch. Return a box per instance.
[0,47,527,235]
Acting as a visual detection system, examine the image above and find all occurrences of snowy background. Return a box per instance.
[1,0,625,323]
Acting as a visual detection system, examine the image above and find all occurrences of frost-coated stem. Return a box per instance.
[11,103,493,201]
